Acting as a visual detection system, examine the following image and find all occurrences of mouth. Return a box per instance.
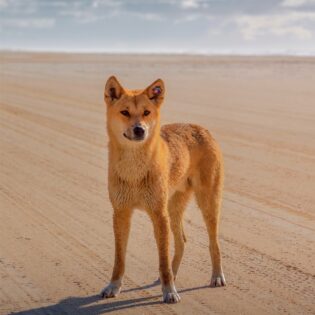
[123,133,144,142]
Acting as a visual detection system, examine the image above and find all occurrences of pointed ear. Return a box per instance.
[144,79,165,106]
[104,76,125,106]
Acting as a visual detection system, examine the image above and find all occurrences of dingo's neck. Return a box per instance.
[109,131,162,182]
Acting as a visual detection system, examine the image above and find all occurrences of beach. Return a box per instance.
[0,52,314,314]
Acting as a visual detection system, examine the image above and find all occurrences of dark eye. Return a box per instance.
[144,110,150,116]
[120,110,130,117]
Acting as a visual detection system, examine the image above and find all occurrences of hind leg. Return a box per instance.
[168,188,192,279]
[194,161,226,287]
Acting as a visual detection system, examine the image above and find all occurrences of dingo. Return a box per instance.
[101,76,226,303]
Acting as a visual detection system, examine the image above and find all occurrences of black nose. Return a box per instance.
[133,126,145,138]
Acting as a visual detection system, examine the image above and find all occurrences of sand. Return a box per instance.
[0,52,314,315]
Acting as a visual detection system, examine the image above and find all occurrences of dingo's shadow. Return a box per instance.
[9,282,210,314]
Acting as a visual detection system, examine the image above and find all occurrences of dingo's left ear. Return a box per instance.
[104,76,125,106]
[144,79,165,106]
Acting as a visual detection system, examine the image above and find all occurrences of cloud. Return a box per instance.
[60,9,100,23]
[110,10,164,21]
[0,0,38,14]
[281,0,315,7]
[180,0,203,9]
[174,13,213,24]
[235,12,315,40]
[138,13,163,21]
[92,0,122,8]
[46,1,68,8]
[0,0,9,9]
[60,7,163,24]
[0,18,55,29]
[174,13,201,23]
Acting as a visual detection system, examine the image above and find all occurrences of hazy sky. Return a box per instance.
[1,0,315,54]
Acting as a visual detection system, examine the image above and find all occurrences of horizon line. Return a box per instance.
[1,48,315,57]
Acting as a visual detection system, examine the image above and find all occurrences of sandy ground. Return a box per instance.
[0,52,315,315]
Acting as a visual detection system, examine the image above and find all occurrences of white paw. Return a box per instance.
[100,282,121,298]
[162,285,181,303]
[210,272,226,287]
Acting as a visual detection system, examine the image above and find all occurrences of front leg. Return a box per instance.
[101,208,132,298]
[149,210,181,303]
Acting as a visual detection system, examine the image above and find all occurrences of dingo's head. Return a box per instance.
[104,76,165,146]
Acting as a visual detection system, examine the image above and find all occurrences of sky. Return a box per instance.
[1,0,315,54]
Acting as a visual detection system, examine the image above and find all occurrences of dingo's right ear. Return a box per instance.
[104,76,125,106]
